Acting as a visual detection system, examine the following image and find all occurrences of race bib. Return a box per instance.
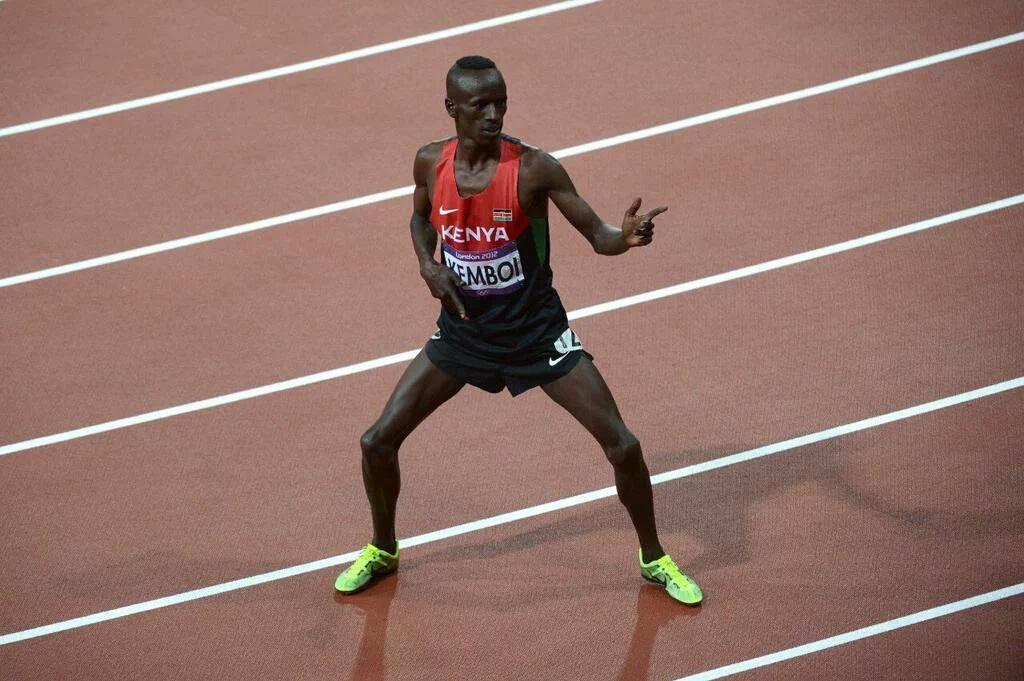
[442,242,526,297]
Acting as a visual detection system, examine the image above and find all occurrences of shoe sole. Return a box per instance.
[642,574,703,606]
[336,564,398,595]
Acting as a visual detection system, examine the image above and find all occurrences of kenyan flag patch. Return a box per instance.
[493,208,513,222]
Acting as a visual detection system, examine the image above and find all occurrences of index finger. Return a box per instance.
[451,296,468,320]
[443,287,469,320]
[643,206,669,221]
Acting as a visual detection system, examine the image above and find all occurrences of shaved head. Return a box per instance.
[446,55,504,102]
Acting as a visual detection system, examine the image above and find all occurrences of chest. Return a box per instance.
[452,160,498,198]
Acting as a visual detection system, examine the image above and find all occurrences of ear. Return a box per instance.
[444,98,456,118]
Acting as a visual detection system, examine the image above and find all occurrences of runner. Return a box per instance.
[336,56,701,605]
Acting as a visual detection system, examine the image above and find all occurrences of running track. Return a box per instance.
[1,1,1022,679]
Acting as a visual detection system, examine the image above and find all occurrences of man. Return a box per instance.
[335,56,702,605]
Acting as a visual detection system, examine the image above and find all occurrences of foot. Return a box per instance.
[335,543,400,594]
[638,549,702,605]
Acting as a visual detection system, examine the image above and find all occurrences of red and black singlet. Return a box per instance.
[431,135,569,360]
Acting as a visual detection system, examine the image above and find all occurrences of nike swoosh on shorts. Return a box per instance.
[548,352,575,366]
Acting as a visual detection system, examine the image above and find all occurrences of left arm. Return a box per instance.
[534,152,666,255]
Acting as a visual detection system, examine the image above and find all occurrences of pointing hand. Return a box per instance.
[621,197,667,248]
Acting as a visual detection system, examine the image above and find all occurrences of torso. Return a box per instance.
[427,134,567,360]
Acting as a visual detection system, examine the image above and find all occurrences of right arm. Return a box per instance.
[411,144,468,320]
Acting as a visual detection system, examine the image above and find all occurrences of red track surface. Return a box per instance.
[2,1,1022,679]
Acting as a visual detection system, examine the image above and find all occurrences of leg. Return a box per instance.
[541,357,665,563]
[360,348,465,553]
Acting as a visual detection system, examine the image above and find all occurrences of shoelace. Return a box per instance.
[349,548,386,576]
[653,559,692,586]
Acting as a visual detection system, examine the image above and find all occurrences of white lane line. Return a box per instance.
[555,30,1024,159]
[2,193,1021,459]
[0,185,417,288]
[0,0,601,138]
[2,375,1021,645]
[676,583,1024,680]
[567,194,1024,320]
[2,30,1021,289]
[0,348,421,457]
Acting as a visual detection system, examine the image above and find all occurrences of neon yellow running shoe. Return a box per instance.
[639,550,702,605]
[335,543,399,594]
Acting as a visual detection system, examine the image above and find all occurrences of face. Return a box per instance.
[445,69,508,142]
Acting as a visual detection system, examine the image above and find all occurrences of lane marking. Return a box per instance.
[1,193,1021,459]
[566,194,1024,320]
[2,375,1021,645]
[675,583,1024,680]
[2,31,1022,289]
[0,185,417,289]
[0,0,601,138]
[553,30,1024,160]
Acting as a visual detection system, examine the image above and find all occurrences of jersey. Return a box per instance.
[430,135,569,361]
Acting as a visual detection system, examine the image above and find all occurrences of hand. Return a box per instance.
[621,197,667,248]
[420,261,469,320]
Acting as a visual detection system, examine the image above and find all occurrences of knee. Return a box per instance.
[603,429,642,468]
[360,425,398,464]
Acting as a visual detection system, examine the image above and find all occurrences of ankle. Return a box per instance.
[372,538,398,555]
[640,546,666,564]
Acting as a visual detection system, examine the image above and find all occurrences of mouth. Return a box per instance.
[480,125,501,135]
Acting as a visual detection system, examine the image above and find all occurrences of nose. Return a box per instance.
[484,103,501,123]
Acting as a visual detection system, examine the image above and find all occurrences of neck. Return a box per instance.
[455,134,501,168]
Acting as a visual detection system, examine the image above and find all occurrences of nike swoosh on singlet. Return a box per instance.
[439,207,458,215]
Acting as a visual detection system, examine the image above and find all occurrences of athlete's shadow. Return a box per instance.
[408,439,845,610]
[409,423,1008,587]
[396,434,1003,678]
[331,573,398,681]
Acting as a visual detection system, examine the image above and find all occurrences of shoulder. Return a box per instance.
[413,137,453,182]
[513,138,565,185]
[414,137,452,167]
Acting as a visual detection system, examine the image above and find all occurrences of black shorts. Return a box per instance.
[424,327,593,396]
